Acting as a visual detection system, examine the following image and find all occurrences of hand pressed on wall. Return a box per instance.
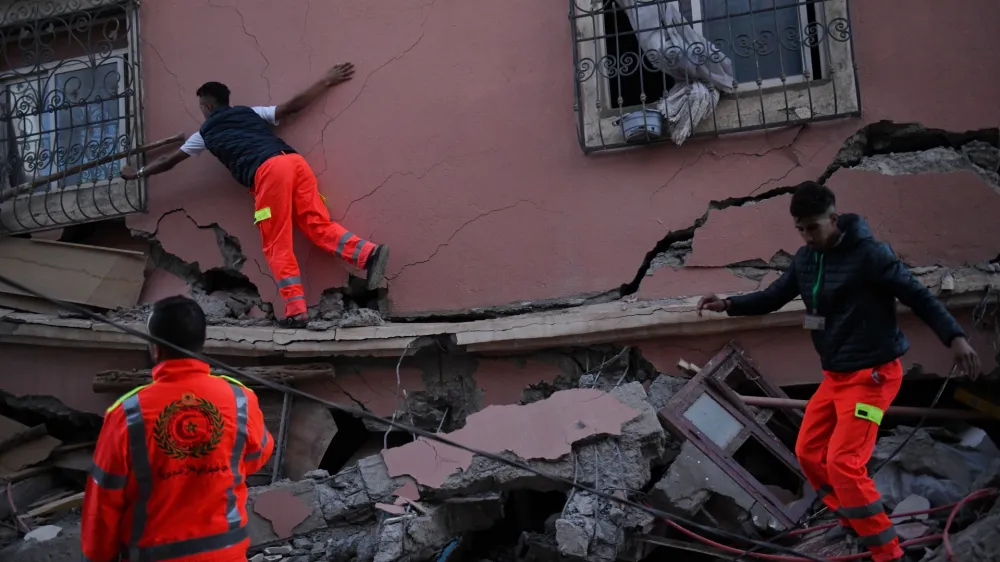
[325,63,356,87]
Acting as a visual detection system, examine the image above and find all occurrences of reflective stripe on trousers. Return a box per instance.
[120,384,250,560]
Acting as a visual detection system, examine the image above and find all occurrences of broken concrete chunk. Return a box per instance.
[248,480,326,545]
[264,545,293,555]
[871,426,1000,509]
[358,453,404,503]
[962,140,1000,172]
[316,471,373,523]
[24,525,62,542]
[891,494,930,521]
[649,441,780,533]
[646,374,687,412]
[922,509,1000,562]
[382,387,642,493]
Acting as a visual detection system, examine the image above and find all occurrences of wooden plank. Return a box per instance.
[0,236,147,309]
[0,424,47,455]
[0,435,62,475]
[93,363,336,393]
[0,474,54,520]
[0,293,63,315]
[22,491,84,517]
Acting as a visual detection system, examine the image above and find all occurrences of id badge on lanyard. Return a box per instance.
[804,253,826,331]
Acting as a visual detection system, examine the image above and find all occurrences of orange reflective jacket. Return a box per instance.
[82,359,274,562]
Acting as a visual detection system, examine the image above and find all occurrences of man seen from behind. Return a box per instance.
[82,296,274,561]
[697,181,979,562]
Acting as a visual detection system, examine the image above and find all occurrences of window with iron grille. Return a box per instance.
[0,0,144,235]
[571,0,860,152]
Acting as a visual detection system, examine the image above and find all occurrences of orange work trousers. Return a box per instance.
[252,153,375,318]
[795,359,904,562]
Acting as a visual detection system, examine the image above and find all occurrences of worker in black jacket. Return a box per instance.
[697,181,979,562]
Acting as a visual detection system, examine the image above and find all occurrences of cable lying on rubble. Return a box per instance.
[0,271,989,561]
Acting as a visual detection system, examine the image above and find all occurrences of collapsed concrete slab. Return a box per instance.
[553,383,665,562]
[381,386,646,494]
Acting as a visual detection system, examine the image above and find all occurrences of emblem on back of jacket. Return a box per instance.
[154,393,225,462]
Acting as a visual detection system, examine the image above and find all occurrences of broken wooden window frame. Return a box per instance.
[0,0,147,235]
[570,0,861,152]
[658,344,815,527]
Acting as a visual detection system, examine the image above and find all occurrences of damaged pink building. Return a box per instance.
[1,0,1000,527]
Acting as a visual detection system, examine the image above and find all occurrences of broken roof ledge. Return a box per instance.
[0,266,996,357]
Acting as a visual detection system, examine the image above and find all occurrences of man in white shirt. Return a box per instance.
[122,63,389,328]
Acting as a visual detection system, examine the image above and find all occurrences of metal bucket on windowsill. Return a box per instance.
[619,109,663,144]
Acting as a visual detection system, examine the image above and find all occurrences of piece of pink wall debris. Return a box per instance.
[382,388,640,488]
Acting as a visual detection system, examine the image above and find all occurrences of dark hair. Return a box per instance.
[789,181,836,219]
[148,296,207,358]
[196,81,231,106]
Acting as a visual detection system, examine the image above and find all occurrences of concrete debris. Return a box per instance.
[871,426,1000,510]
[6,344,1000,562]
[23,525,61,542]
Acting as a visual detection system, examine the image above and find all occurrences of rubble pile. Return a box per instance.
[0,392,103,554]
[3,345,1000,562]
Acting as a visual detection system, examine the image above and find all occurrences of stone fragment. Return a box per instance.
[265,545,293,555]
[248,480,326,545]
[24,525,62,542]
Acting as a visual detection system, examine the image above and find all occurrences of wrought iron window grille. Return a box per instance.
[570,0,861,152]
[0,0,144,236]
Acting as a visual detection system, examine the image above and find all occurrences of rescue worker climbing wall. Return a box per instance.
[82,296,274,562]
[697,181,981,562]
[122,63,389,328]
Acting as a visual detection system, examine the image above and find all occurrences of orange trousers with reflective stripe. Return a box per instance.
[252,153,375,318]
[794,359,903,562]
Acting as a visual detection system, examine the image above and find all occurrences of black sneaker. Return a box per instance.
[278,314,309,329]
[365,244,389,290]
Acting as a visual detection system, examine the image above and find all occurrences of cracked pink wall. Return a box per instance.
[129,0,1000,316]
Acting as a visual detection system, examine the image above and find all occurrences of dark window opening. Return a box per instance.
[600,0,825,110]
[319,410,369,473]
[602,5,674,109]
[732,435,804,497]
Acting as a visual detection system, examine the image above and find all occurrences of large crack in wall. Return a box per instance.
[390,121,999,323]
[625,120,1000,296]
[129,209,385,327]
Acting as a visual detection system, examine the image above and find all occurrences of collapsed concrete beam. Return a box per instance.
[92,363,336,393]
[380,385,656,496]
[554,382,665,561]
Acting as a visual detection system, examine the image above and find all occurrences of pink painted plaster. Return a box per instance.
[297,364,425,417]
[392,480,420,502]
[382,388,640,488]
[139,268,190,304]
[127,0,1000,316]
[637,266,760,301]
[152,211,225,272]
[633,309,996,387]
[253,488,312,539]
[0,345,149,414]
[688,170,1000,269]
[474,358,564,407]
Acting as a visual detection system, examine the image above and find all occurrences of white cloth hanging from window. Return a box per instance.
[614,0,735,145]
